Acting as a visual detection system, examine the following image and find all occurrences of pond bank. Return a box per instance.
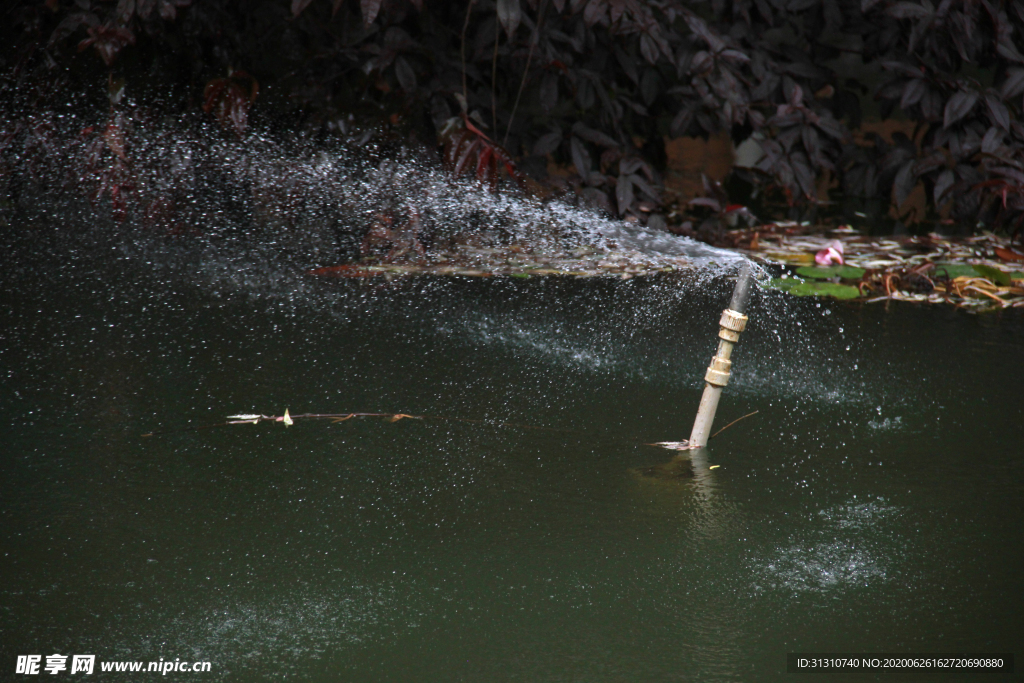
[310,224,1024,311]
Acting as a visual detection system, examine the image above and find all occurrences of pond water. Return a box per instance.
[1,220,1022,682]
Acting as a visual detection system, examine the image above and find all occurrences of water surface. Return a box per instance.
[2,222,1021,681]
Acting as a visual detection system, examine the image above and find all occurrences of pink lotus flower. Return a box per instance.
[815,239,844,265]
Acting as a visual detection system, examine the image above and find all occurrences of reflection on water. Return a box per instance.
[1,219,1023,682]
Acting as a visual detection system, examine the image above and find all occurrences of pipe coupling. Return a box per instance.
[718,309,748,342]
[705,356,732,387]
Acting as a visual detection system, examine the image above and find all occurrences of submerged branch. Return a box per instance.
[143,408,738,452]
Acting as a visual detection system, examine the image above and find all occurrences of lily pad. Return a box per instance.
[933,263,981,279]
[766,277,804,292]
[763,251,815,265]
[973,264,1012,286]
[787,281,862,299]
[794,264,866,280]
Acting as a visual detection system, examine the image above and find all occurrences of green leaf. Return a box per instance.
[1012,272,1024,280]
[794,264,866,280]
[973,264,1011,286]
[766,277,804,291]
[933,263,981,278]
[787,281,862,299]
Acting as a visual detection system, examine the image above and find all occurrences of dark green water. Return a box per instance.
[2,225,1022,681]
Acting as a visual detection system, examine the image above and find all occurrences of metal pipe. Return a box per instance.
[688,262,753,449]
[728,261,754,315]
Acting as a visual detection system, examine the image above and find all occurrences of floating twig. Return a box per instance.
[710,410,759,439]
[645,440,694,451]
[144,409,584,438]
[145,408,759,450]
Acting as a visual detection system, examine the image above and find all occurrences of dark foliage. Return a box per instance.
[5,0,1024,236]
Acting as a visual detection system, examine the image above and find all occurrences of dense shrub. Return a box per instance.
[4,0,1024,237]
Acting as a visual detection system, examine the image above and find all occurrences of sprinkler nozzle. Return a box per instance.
[728,261,754,315]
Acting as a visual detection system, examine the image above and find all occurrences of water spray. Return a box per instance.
[688,262,753,449]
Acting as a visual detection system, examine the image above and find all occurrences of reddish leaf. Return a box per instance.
[496,0,522,39]
[995,247,1024,262]
[1001,68,1024,98]
[140,0,162,19]
[116,0,136,23]
[985,93,1010,131]
[441,118,525,191]
[720,49,750,64]
[291,0,315,16]
[78,25,135,66]
[477,146,495,185]
[921,89,944,121]
[533,130,562,156]
[572,122,618,148]
[813,115,847,141]
[640,34,658,65]
[50,11,98,46]
[791,152,816,199]
[944,89,978,128]
[583,0,607,26]
[690,50,712,75]
[786,81,804,106]
[997,38,1024,64]
[616,173,634,215]
[609,0,628,22]
[442,130,468,169]
[900,78,927,109]
[989,165,1024,185]
[454,138,479,177]
[203,71,260,136]
[616,158,639,177]
[631,174,660,203]
[685,15,725,53]
[888,1,932,19]
[158,0,189,21]
[570,136,591,177]
[981,126,1002,154]
[671,105,695,136]
[394,56,417,92]
[893,160,916,206]
[361,0,382,24]
[933,169,955,204]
